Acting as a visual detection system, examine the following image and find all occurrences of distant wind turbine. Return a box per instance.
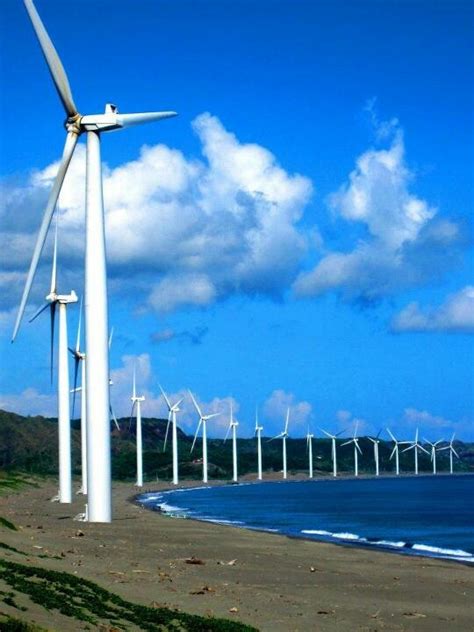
[306,429,314,479]
[269,408,290,479]
[29,212,77,503]
[319,428,345,477]
[424,438,444,475]
[341,423,363,477]
[402,429,429,475]
[254,407,264,481]
[386,428,404,476]
[189,390,220,484]
[439,434,460,474]
[69,298,86,495]
[13,0,176,522]
[160,385,183,485]
[224,403,239,483]
[130,367,145,487]
[368,430,382,476]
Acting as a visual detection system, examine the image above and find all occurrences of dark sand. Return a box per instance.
[1,477,473,631]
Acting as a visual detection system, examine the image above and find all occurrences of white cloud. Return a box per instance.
[293,124,463,303]
[391,286,474,333]
[262,389,312,432]
[1,113,312,316]
[0,388,56,418]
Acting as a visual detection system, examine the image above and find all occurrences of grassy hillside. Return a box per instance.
[0,409,472,482]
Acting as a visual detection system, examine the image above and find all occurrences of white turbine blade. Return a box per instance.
[355,441,363,454]
[108,326,114,350]
[389,446,397,460]
[204,412,220,420]
[340,440,352,447]
[418,445,430,456]
[110,405,120,431]
[353,421,358,438]
[50,209,58,294]
[173,397,184,410]
[224,422,232,443]
[368,437,376,444]
[318,427,333,439]
[450,432,456,445]
[190,420,202,453]
[386,427,397,442]
[452,447,460,459]
[163,411,171,452]
[335,428,346,437]
[28,302,50,323]
[284,407,290,434]
[267,433,283,443]
[158,383,172,410]
[116,111,177,129]
[23,0,78,117]
[188,390,203,419]
[402,444,415,453]
[415,428,419,443]
[128,401,137,432]
[75,296,82,353]
[11,132,78,342]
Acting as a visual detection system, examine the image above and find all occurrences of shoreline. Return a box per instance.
[1,477,473,631]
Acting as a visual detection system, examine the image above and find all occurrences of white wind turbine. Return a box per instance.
[13,0,176,523]
[130,368,145,488]
[368,430,382,476]
[424,438,444,475]
[69,298,87,495]
[224,403,239,483]
[29,213,77,503]
[306,429,314,479]
[189,390,220,484]
[341,423,363,477]
[439,434,460,474]
[254,407,264,481]
[160,385,183,485]
[269,408,290,480]
[402,428,429,475]
[386,428,404,476]
[319,428,345,477]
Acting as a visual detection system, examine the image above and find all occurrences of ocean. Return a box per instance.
[139,474,474,564]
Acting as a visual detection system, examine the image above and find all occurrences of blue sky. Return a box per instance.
[0,0,473,441]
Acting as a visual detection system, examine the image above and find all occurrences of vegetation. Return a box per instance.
[0,613,47,632]
[0,559,258,631]
[0,409,472,483]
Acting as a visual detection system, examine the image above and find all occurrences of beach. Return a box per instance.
[1,477,473,631]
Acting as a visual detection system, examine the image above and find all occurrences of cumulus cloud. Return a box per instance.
[391,286,474,333]
[0,388,56,418]
[293,121,464,304]
[262,389,312,432]
[1,113,312,316]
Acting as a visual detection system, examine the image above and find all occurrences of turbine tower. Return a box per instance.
[368,430,382,476]
[13,0,176,522]
[386,428,403,476]
[439,434,460,474]
[130,368,145,487]
[341,423,362,477]
[306,429,314,479]
[189,390,220,484]
[402,428,429,475]
[424,438,444,475]
[160,385,183,485]
[69,299,87,495]
[29,213,77,503]
[269,408,290,479]
[319,428,344,477]
[254,407,264,481]
[224,403,239,483]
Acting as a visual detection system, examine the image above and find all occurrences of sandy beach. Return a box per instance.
[1,477,473,631]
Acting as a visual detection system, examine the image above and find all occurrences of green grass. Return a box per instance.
[0,559,258,631]
[0,614,47,631]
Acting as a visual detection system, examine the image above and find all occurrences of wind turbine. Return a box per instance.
[269,408,290,479]
[402,429,429,475]
[160,385,183,485]
[341,423,363,477]
[224,403,239,483]
[439,434,460,474]
[424,438,444,475]
[254,407,264,481]
[29,212,77,503]
[386,428,404,476]
[319,428,345,477]
[368,430,382,476]
[189,390,220,484]
[13,0,176,523]
[69,298,87,495]
[130,368,145,487]
[306,429,314,479]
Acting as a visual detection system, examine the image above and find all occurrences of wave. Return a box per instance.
[412,544,473,558]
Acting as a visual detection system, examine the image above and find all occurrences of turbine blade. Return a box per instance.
[50,210,58,294]
[389,446,397,460]
[191,420,202,453]
[386,427,396,442]
[110,405,120,431]
[115,111,177,129]
[128,401,137,432]
[205,412,220,420]
[188,390,203,418]
[284,407,290,434]
[319,427,334,439]
[23,0,79,117]
[224,423,231,443]
[28,302,50,323]
[453,448,460,459]
[159,383,172,409]
[11,132,78,342]
[49,302,56,385]
[71,355,80,421]
[163,412,171,452]
[108,326,114,350]
[419,445,430,456]
[340,440,352,447]
[75,295,82,352]
[402,444,415,453]
[355,442,363,454]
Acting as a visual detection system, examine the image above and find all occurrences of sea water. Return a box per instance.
[139,474,474,563]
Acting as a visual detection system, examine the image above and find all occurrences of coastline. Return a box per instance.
[1,477,473,631]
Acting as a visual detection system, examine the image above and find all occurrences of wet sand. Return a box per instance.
[1,477,473,631]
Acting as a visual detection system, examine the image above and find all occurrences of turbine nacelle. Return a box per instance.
[80,107,177,133]
[46,289,78,305]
